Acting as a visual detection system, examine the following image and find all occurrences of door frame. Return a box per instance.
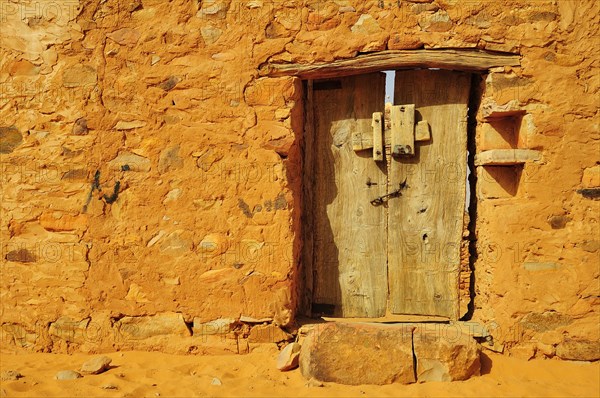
[275,50,521,320]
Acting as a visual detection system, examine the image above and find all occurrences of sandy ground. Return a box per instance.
[1,346,598,397]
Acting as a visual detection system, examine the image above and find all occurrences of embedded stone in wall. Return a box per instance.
[107,28,141,46]
[198,0,229,18]
[484,41,519,54]
[247,1,263,9]
[8,59,39,76]
[0,126,23,154]
[114,120,146,130]
[338,6,355,13]
[579,240,599,253]
[244,78,289,106]
[212,52,235,62]
[1,323,38,348]
[161,276,180,285]
[548,215,570,229]
[582,165,600,188]
[198,269,230,283]
[484,73,535,107]
[158,146,184,173]
[247,324,291,343]
[163,188,181,204]
[5,249,36,263]
[466,11,492,29]
[350,15,381,35]
[556,339,600,361]
[509,343,537,360]
[388,34,424,50]
[39,212,88,232]
[157,76,180,91]
[520,312,573,332]
[62,65,97,88]
[108,153,151,172]
[201,26,223,45]
[199,233,229,257]
[419,11,453,32]
[557,0,576,30]
[71,118,88,135]
[125,283,150,303]
[49,317,90,344]
[146,230,166,247]
[115,313,191,340]
[263,136,294,157]
[274,108,290,120]
[412,3,440,14]
[158,230,193,256]
[61,169,88,180]
[270,288,293,327]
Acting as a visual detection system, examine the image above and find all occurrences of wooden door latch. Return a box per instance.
[352,104,430,160]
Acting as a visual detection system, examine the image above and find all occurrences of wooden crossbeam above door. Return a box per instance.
[259,49,520,79]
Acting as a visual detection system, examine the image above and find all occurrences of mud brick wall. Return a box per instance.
[1,0,598,360]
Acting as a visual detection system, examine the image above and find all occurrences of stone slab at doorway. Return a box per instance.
[298,322,481,385]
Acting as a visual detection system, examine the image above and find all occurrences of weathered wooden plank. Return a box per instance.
[372,112,384,161]
[388,69,471,319]
[351,131,373,151]
[390,104,415,157]
[310,73,388,317]
[260,50,520,79]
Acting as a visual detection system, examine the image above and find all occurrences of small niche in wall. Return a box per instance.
[476,101,540,199]
[480,116,523,150]
[481,101,526,147]
[477,165,523,199]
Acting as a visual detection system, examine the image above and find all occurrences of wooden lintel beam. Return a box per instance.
[259,49,520,79]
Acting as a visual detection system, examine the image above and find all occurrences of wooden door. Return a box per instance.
[307,73,388,318]
[305,69,470,319]
[388,70,470,318]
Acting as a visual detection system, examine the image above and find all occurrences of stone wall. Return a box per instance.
[1,0,598,360]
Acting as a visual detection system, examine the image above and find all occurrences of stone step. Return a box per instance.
[299,322,481,385]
